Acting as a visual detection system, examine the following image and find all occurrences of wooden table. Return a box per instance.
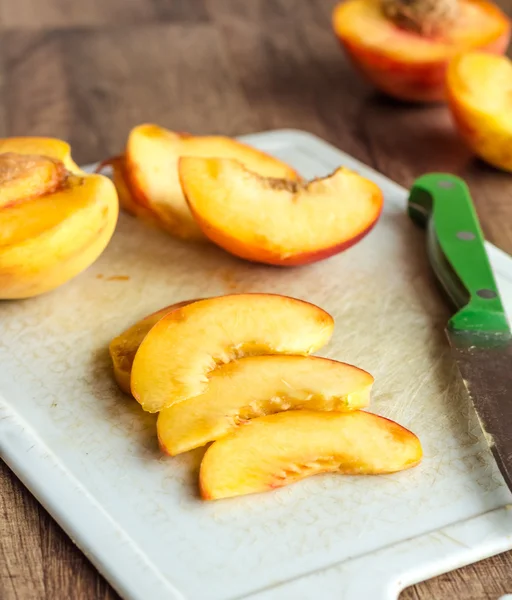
[1,0,512,598]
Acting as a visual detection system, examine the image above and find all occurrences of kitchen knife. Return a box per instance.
[408,173,512,492]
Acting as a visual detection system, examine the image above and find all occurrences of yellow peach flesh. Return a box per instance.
[200,410,423,499]
[180,158,383,266]
[0,137,81,172]
[0,153,67,208]
[333,0,510,102]
[105,156,158,226]
[157,355,373,456]
[450,52,512,119]
[0,173,118,299]
[126,124,299,240]
[447,52,512,171]
[131,294,334,413]
[109,299,198,394]
[334,0,510,63]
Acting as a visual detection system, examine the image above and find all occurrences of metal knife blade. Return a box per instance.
[448,329,512,489]
[408,172,512,492]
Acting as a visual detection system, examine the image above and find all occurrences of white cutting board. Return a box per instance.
[1,130,512,600]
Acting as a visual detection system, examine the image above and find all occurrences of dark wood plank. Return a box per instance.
[0,463,120,600]
[0,0,154,28]
[152,0,209,22]
[208,0,375,162]
[0,0,208,28]
[1,24,259,163]
[1,0,512,599]
[404,554,512,600]
[0,464,46,600]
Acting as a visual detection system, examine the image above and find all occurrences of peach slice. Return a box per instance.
[117,124,299,240]
[179,158,383,266]
[131,294,334,413]
[157,355,373,456]
[333,0,510,103]
[200,410,423,499]
[109,299,198,394]
[447,52,512,172]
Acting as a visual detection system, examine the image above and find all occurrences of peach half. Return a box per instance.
[180,158,383,266]
[131,294,334,413]
[109,299,198,394]
[0,140,118,299]
[447,52,512,172]
[200,410,423,499]
[0,153,67,209]
[157,355,373,456]
[109,124,299,241]
[0,137,81,172]
[333,0,510,103]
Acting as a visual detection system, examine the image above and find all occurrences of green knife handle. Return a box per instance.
[408,173,509,333]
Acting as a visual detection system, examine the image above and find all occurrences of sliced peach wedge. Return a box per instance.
[109,124,299,241]
[131,294,334,413]
[200,410,423,500]
[109,299,198,394]
[157,355,373,456]
[180,158,383,266]
[447,52,512,172]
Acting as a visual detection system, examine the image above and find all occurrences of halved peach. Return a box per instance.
[109,299,199,394]
[0,153,67,209]
[157,355,373,456]
[114,124,299,241]
[0,143,118,299]
[0,137,81,172]
[447,52,512,171]
[180,158,383,266]
[333,0,510,103]
[200,410,423,499]
[1,170,118,299]
[131,294,334,413]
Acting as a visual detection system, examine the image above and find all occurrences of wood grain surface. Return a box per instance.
[1,0,512,598]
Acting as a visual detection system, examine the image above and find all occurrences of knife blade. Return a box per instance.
[407,173,512,492]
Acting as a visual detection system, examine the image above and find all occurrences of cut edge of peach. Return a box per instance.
[130,293,335,413]
[333,0,511,64]
[1,172,117,248]
[128,123,301,182]
[180,158,383,266]
[447,52,512,129]
[199,410,423,500]
[124,124,302,242]
[109,298,203,394]
[156,355,374,455]
[0,172,119,298]
[0,153,70,209]
[99,154,160,226]
[0,137,82,173]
